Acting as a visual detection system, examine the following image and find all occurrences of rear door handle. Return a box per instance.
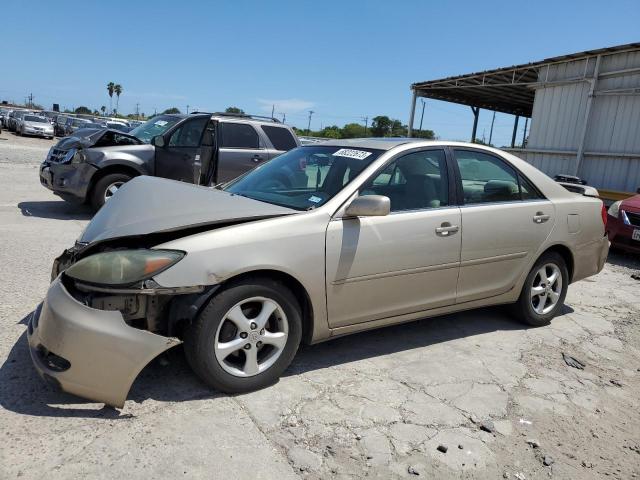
[435,222,459,236]
[533,212,550,223]
[252,155,264,163]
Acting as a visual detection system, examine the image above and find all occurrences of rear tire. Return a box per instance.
[89,172,132,211]
[512,251,568,326]
[184,277,302,393]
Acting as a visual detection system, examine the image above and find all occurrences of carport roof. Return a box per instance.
[411,42,640,117]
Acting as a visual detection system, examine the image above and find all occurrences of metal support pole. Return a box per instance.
[521,117,529,147]
[488,111,496,145]
[418,99,426,133]
[407,89,417,137]
[470,107,479,143]
[575,54,601,176]
[511,115,520,148]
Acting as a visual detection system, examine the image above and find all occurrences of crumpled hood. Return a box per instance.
[55,129,140,150]
[80,176,296,244]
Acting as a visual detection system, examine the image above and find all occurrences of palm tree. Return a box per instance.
[107,82,115,113]
[114,84,123,114]
[100,105,106,116]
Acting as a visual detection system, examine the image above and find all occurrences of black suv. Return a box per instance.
[40,112,300,211]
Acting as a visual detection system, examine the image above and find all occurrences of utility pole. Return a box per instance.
[307,110,314,134]
[186,105,190,114]
[488,111,496,145]
[271,104,275,119]
[418,99,426,133]
[362,116,369,136]
[522,117,529,147]
[279,113,286,123]
[135,103,140,120]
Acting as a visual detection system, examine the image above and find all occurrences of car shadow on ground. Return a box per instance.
[18,201,92,220]
[606,249,640,270]
[1,305,565,419]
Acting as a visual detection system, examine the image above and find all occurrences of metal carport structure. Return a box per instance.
[408,43,640,199]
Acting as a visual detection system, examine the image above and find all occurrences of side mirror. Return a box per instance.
[151,135,165,148]
[344,195,390,218]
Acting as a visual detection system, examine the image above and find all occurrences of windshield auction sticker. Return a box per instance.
[332,148,372,160]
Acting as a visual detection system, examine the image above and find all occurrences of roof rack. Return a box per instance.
[190,111,281,123]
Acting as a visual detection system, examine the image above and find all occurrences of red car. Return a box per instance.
[607,193,640,253]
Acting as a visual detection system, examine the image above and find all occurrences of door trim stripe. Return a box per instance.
[460,251,527,267]
[332,261,460,285]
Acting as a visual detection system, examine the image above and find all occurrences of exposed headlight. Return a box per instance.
[62,148,76,163]
[71,149,86,164]
[607,201,621,218]
[64,249,184,286]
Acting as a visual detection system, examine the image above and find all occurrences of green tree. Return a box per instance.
[225,106,245,114]
[162,107,181,114]
[390,119,407,137]
[74,106,92,115]
[319,125,342,138]
[341,123,367,138]
[106,82,115,113]
[370,116,392,137]
[413,129,436,139]
[114,84,123,113]
[100,105,106,116]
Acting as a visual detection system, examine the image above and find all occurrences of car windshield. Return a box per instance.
[129,115,181,143]
[225,145,384,210]
[24,115,47,123]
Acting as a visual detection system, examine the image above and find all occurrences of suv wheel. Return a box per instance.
[184,278,302,393]
[90,172,132,211]
[512,251,568,326]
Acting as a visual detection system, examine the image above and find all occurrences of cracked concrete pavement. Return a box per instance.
[1,132,639,479]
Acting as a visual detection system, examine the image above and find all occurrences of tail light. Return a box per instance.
[601,202,607,229]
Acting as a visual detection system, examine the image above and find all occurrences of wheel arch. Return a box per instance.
[220,269,315,345]
[86,164,143,202]
[539,243,575,283]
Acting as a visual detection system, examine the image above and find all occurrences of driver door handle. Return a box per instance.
[435,222,459,236]
[533,212,550,223]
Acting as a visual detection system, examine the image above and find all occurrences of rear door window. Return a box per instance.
[220,123,260,149]
[261,125,297,151]
[453,149,543,204]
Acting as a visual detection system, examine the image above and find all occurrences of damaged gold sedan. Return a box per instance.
[29,139,609,407]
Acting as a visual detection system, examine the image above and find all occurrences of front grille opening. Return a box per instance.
[36,345,71,372]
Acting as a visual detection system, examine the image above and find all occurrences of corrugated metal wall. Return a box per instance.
[513,48,640,193]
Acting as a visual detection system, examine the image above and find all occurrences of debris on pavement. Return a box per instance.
[610,379,623,387]
[480,420,496,433]
[519,418,533,425]
[408,465,421,475]
[437,444,448,453]
[631,273,640,281]
[562,352,586,370]
[526,439,540,448]
[543,455,554,466]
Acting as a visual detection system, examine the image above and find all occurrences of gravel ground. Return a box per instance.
[1,131,639,479]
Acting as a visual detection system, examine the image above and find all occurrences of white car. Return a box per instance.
[19,115,54,139]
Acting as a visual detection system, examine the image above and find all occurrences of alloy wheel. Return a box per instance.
[214,296,289,377]
[104,181,124,202]
[530,263,562,315]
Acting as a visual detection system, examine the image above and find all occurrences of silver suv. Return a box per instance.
[39,112,300,211]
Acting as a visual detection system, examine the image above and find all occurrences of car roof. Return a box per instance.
[312,137,425,151]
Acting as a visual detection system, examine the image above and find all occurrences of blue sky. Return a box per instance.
[2,0,639,145]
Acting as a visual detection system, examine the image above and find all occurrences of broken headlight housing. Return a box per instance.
[64,249,184,286]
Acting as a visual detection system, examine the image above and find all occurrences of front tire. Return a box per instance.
[184,278,302,393]
[89,172,132,211]
[512,251,568,326]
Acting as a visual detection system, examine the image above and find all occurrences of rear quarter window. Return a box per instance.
[261,125,298,151]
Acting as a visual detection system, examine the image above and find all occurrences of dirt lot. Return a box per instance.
[1,131,639,479]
